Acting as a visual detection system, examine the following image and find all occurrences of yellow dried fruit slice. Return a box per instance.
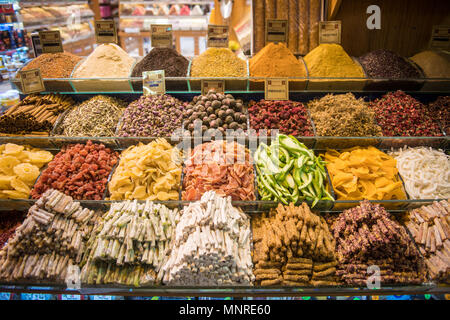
[0,156,21,175]
[10,176,31,194]
[13,163,40,183]
[3,143,24,155]
[28,150,54,164]
[2,190,29,199]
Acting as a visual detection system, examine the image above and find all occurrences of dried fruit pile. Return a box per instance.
[330,201,426,285]
[31,141,119,200]
[248,100,313,136]
[405,201,449,283]
[182,141,255,201]
[369,91,443,136]
[252,203,338,286]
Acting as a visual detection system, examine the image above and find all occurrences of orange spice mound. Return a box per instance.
[22,52,82,78]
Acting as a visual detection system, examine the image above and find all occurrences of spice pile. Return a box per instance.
[118,94,185,137]
[255,135,333,207]
[0,143,53,199]
[303,44,365,78]
[249,42,306,78]
[324,147,406,201]
[0,211,24,249]
[0,189,101,283]
[404,201,449,283]
[80,201,179,286]
[21,52,82,78]
[108,139,181,201]
[428,96,449,135]
[331,201,426,285]
[73,44,135,78]
[183,90,246,135]
[369,91,443,136]
[410,50,450,79]
[161,191,254,285]
[389,147,450,200]
[31,141,119,200]
[131,48,189,77]
[308,93,382,136]
[190,48,247,77]
[248,100,313,136]
[359,49,422,79]
[58,95,126,137]
[0,94,74,134]
[252,203,338,286]
[182,141,255,201]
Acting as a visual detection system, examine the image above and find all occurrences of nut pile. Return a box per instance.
[330,201,426,285]
[252,203,338,286]
[161,191,254,285]
[248,100,313,136]
[80,201,180,286]
[0,189,101,283]
[405,201,449,283]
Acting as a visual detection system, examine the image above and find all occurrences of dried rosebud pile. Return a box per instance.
[248,100,313,136]
[428,96,449,135]
[31,141,119,200]
[369,91,443,136]
[118,94,186,137]
[330,201,426,285]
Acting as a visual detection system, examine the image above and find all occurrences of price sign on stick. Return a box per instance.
[319,21,342,44]
[151,24,173,48]
[429,25,450,50]
[143,70,165,95]
[95,20,118,44]
[201,80,225,95]
[265,19,288,44]
[265,78,288,101]
[18,69,45,94]
[38,31,63,53]
[207,25,229,48]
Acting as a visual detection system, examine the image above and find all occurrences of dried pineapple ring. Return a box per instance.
[10,176,31,194]
[3,143,24,155]
[0,175,13,189]
[0,156,21,175]
[1,189,29,199]
[28,150,54,164]
[13,163,40,183]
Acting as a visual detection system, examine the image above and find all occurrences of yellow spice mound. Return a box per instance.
[249,42,306,78]
[190,48,247,77]
[304,43,364,78]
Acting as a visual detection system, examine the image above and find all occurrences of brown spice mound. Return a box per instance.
[22,52,82,78]
[131,47,189,77]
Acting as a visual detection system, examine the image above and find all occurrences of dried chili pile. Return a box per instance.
[248,100,313,136]
[330,201,426,285]
[428,96,449,135]
[369,91,443,136]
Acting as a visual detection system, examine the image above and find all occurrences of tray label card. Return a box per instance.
[319,21,342,44]
[265,19,288,44]
[207,25,229,48]
[201,80,225,95]
[151,24,173,48]
[143,70,166,95]
[429,25,450,50]
[265,78,288,101]
[95,20,118,44]
[19,69,45,94]
[38,31,63,53]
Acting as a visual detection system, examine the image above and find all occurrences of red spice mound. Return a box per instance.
[0,211,24,249]
[31,140,119,200]
[369,90,443,137]
[182,141,256,201]
[248,100,314,136]
[428,96,449,135]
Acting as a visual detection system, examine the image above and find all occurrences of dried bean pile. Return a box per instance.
[248,100,313,136]
[0,189,101,283]
[118,94,185,137]
[428,96,449,135]
[252,203,338,286]
[31,141,119,200]
[131,48,189,77]
[405,201,449,283]
[369,91,443,136]
[308,93,382,136]
[330,201,426,285]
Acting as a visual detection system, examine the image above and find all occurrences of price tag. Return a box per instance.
[319,21,342,44]
[265,78,288,101]
[18,69,45,94]
[143,70,165,95]
[38,31,63,53]
[265,19,288,44]
[429,25,450,50]
[201,80,225,95]
[151,24,173,48]
[95,20,118,44]
[207,25,229,48]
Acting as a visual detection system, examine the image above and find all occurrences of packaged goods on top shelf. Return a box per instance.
[324,147,407,201]
[131,48,189,78]
[31,141,119,201]
[389,147,450,200]
[252,202,338,286]
[190,48,247,77]
[404,200,450,284]
[410,50,450,79]
[0,143,53,199]
[161,191,254,286]
[255,135,333,207]
[0,189,101,283]
[21,52,82,79]
[359,50,422,79]
[108,139,182,201]
[80,200,180,286]
[330,201,427,285]
[182,140,255,201]
[20,4,94,25]
[0,94,75,135]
